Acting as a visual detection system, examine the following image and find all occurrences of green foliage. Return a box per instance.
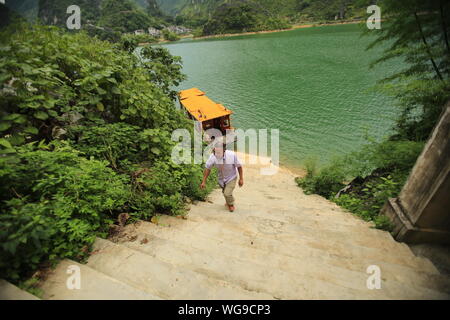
[38,0,102,27]
[68,122,174,171]
[0,24,213,284]
[146,0,164,18]
[334,175,399,231]
[85,24,122,43]
[295,0,361,21]
[0,142,131,281]
[139,46,186,99]
[119,33,158,53]
[296,157,345,199]
[296,140,424,230]
[99,0,156,33]
[343,139,425,179]
[162,29,180,41]
[37,0,162,33]
[132,161,217,216]
[0,24,185,146]
[18,275,43,298]
[161,0,365,31]
[366,0,450,141]
[202,2,291,36]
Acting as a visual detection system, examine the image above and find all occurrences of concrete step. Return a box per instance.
[198,209,420,260]
[165,212,438,274]
[203,187,420,253]
[0,279,40,300]
[189,203,410,253]
[118,226,449,299]
[127,221,450,296]
[145,217,450,292]
[197,196,373,228]
[120,231,379,299]
[87,238,274,300]
[39,260,160,300]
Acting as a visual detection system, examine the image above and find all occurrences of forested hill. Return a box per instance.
[4,0,370,36]
[4,0,167,33]
[157,0,369,24]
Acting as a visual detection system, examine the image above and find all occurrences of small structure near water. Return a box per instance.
[178,88,235,141]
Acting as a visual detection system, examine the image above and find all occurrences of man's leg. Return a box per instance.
[223,178,237,209]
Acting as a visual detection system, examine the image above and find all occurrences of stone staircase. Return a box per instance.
[0,280,40,300]
[16,158,450,299]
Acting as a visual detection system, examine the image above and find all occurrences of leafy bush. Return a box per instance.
[0,24,215,284]
[365,0,450,142]
[162,29,180,42]
[296,158,345,199]
[334,175,399,230]
[132,161,217,216]
[68,122,174,171]
[344,140,425,178]
[139,45,186,100]
[0,142,131,280]
[119,33,158,53]
[0,24,186,146]
[296,140,424,230]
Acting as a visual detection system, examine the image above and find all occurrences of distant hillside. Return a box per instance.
[158,0,367,23]
[202,1,291,35]
[157,0,190,15]
[3,0,166,31]
[154,0,368,36]
[132,0,164,17]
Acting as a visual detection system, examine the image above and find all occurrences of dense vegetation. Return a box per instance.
[5,0,372,37]
[3,0,172,43]
[297,0,450,230]
[0,22,217,283]
[158,0,368,34]
[37,0,167,32]
[202,2,291,36]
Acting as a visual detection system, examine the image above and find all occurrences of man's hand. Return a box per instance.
[238,167,244,188]
[200,169,211,190]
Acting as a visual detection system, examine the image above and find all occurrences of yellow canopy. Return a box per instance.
[179,88,233,122]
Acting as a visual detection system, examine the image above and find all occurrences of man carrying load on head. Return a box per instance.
[200,143,244,213]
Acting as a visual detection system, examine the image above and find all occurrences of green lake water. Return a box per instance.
[161,24,402,170]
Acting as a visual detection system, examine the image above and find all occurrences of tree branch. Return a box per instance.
[414,12,444,81]
[440,0,450,56]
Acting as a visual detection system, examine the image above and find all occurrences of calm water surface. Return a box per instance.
[161,24,402,170]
